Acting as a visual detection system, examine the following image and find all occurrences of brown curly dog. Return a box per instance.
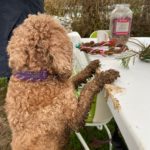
[5,14,119,150]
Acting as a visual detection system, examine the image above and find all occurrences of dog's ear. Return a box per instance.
[7,27,29,71]
[49,29,73,81]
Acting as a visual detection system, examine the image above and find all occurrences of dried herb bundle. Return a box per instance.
[76,40,128,56]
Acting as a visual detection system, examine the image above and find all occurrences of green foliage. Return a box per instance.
[0,78,11,150]
[67,120,128,150]
[67,119,116,150]
[0,78,8,88]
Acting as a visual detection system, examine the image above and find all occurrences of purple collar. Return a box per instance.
[13,70,49,82]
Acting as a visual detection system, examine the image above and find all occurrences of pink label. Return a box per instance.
[112,18,131,35]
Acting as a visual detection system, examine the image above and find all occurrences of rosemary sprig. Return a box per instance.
[121,57,131,69]
[116,39,150,68]
[115,50,138,68]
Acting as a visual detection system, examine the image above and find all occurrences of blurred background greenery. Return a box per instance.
[45,0,150,37]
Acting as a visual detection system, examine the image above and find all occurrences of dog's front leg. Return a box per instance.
[72,60,100,89]
[71,69,120,130]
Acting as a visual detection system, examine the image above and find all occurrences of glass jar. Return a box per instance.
[109,4,133,44]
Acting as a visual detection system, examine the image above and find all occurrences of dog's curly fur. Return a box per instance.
[5,14,120,150]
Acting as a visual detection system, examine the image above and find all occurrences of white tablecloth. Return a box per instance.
[80,37,150,150]
[69,32,150,150]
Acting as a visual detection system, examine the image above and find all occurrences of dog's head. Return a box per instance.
[7,14,73,80]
